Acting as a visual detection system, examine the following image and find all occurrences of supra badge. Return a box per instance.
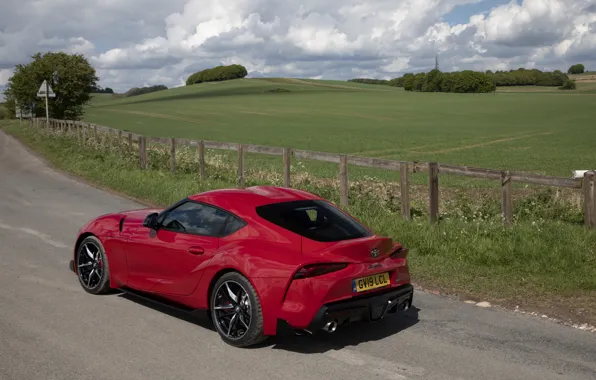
[370,248,380,258]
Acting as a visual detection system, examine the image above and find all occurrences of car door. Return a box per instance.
[125,200,231,296]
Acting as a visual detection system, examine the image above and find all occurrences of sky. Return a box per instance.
[0,0,595,96]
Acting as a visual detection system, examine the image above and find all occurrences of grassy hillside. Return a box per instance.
[83,78,596,179]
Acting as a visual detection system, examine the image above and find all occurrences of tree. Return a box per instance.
[559,79,577,90]
[186,64,248,85]
[567,64,585,75]
[3,52,98,120]
[124,85,168,97]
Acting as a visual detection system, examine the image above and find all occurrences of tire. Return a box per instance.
[75,236,111,295]
[210,272,267,347]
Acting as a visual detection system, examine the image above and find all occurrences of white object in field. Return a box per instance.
[572,170,595,179]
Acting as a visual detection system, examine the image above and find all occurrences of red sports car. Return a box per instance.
[69,186,414,347]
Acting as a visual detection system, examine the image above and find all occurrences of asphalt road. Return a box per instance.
[1,129,595,380]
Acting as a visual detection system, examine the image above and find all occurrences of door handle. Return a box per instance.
[188,246,204,255]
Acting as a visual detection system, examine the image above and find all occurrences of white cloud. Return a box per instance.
[0,69,13,85]
[0,0,594,92]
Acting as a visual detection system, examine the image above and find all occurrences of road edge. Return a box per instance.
[0,127,160,209]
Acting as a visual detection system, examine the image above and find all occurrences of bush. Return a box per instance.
[401,70,496,93]
[186,64,248,85]
[559,79,577,90]
[486,68,568,87]
[124,85,168,97]
[0,105,8,120]
[388,77,404,87]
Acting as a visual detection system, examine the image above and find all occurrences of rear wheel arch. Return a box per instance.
[206,267,253,310]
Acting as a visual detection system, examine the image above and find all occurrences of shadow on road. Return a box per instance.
[116,291,216,332]
[267,306,421,353]
[115,290,420,353]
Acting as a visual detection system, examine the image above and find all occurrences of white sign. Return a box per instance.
[20,108,33,118]
[37,80,56,98]
[14,105,33,119]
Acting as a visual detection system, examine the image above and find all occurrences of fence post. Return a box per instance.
[143,136,148,168]
[339,155,348,208]
[583,171,596,228]
[428,162,439,224]
[138,136,147,169]
[93,124,98,145]
[237,144,245,186]
[127,133,132,154]
[118,130,123,158]
[400,162,411,220]
[170,138,176,173]
[501,170,513,225]
[283,147,291,187]
[198,140,205,179]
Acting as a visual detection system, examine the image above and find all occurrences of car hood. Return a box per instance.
[119,208,163,221]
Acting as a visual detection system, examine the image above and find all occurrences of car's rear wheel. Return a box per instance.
[210,272,267,347]
[75,236,111,295]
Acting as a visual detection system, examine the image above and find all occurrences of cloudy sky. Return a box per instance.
[0,0,595,94]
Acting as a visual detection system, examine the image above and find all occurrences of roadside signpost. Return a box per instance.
[37,79,56,123]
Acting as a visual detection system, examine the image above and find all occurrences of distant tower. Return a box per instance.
[435,54,439,71]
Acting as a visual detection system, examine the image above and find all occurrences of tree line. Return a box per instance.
[350,66,581,93]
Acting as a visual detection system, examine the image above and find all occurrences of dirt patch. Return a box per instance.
[413,279,596,329]
[411,132,553,154]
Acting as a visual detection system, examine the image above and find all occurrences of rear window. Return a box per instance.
[255,200,372,242]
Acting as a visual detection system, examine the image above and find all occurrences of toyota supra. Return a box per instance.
[69,185,414,347]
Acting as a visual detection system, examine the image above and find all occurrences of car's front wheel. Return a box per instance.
[75,236,111,295]
[210,272,267,347]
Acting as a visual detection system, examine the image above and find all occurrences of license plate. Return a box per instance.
[352,272,390,293]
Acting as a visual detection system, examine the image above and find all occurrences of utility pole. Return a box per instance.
[435,54,439,71]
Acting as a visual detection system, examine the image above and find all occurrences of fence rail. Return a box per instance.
[30,117,596,228]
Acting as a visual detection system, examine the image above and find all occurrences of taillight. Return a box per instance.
[390,246,408,259]
[293,263,348,279]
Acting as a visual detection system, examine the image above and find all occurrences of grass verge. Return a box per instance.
[2,120,595,326]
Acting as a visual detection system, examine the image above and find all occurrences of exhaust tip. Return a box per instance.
[322,320,338,333]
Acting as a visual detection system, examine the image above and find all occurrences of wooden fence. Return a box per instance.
[30,117,596,229]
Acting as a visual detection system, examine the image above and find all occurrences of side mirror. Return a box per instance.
[143,212,159,229]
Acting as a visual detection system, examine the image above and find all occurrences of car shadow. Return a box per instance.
[113,290,420,352]
[265,306,421,353]
[116,291,216,332]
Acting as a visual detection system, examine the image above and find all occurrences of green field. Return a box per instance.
[82,78,596,179]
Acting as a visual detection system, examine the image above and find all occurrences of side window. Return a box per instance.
[160,201,230,236]
[222,216,246,236]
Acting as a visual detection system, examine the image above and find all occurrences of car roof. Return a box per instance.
[188,186,324,217]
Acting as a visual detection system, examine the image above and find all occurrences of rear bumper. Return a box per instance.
[306,283,414,330]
